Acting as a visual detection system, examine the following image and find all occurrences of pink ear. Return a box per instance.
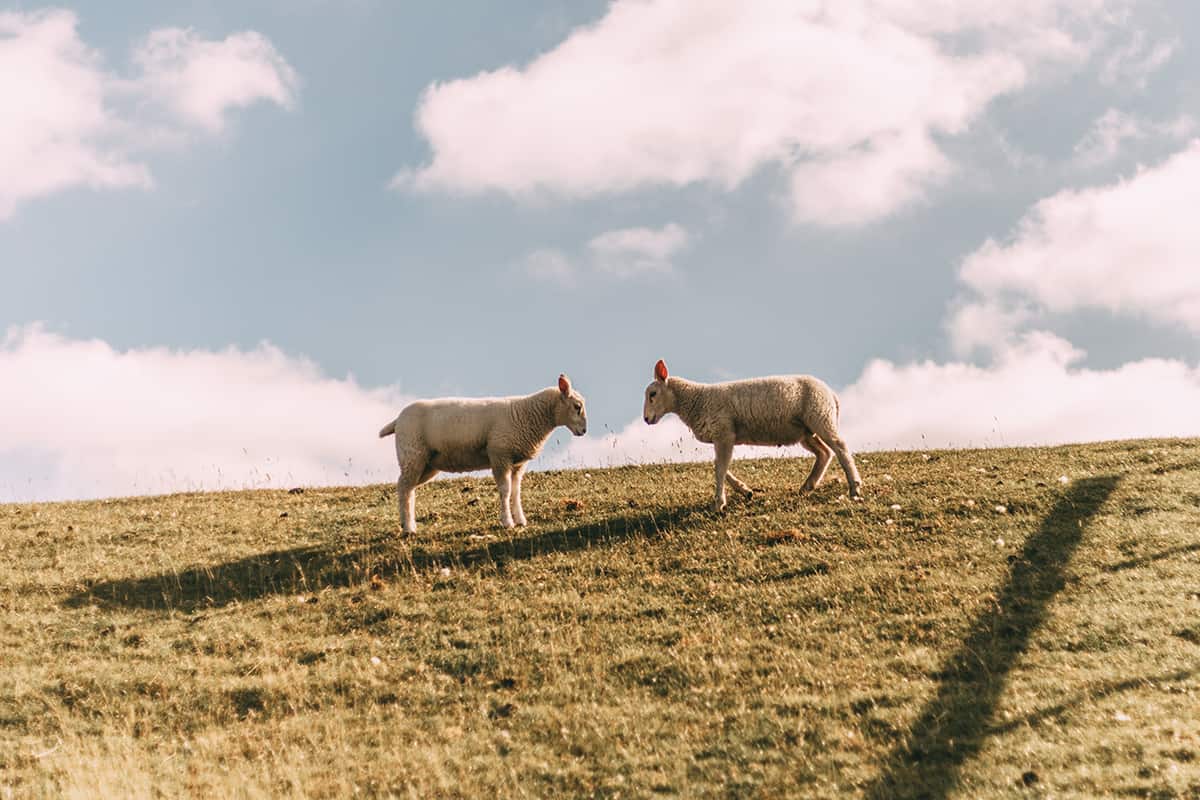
[558,374,570,396]
[654,359,668,381]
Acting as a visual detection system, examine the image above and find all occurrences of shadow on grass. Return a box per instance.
[864,475,1120,800]
[64,504,710,612]
[986,666,1198,736]
[1103,542,1200,573]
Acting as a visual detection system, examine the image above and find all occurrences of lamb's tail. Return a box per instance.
[378,419,397,438]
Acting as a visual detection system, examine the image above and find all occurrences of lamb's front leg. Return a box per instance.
[510,463,528,527]
[491,462,515,528]
[713,438,736,512]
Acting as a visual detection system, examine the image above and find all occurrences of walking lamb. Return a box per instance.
[642,359,862,511]
[379,374,588,533]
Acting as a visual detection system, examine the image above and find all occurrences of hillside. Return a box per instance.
[2,439,1199,798]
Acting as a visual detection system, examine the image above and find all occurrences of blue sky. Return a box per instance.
[3,1,1200,501]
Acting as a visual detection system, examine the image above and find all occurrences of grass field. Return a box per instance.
[2,438,1199,798]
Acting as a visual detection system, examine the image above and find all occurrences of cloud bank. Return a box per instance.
[4,323,1197,503]
[0,326,407,503]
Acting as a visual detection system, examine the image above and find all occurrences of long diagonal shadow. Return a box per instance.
[864,475,1120,800]
[64,504,710,612]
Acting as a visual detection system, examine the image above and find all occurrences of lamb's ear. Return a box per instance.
[558,374,571,396]
[654,359,669,382]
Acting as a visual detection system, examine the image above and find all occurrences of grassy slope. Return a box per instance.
[2,439,1199,799]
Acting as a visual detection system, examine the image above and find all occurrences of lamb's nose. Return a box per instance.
[643,416,650,423]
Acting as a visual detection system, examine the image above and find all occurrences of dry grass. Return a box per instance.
[2,439,1199,798]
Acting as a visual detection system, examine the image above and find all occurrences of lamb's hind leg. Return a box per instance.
[808,423,862,499]
[396,452,429,534]
[724,469,752,497]
[799,431,834,492]
[510,463,528,527]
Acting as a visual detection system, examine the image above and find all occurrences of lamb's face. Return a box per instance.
[556,374,588,436]
[643,380,673,425]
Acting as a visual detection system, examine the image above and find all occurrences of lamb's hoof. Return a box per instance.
[800,483,816,494]
[849,489,864,501]
[402,527,417,535]
[514,519,528,528]
[713,500,727,513]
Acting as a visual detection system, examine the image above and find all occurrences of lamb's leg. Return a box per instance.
[491,462,515,528]
[396,454,427,534]
[510,463,528,527]
[825,433,863,499]
[799,432,834,492]
[725,469,753,497]
[713,438,736,512]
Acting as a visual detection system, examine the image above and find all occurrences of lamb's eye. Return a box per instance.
[574,403,582,412]
[649,391,657,399]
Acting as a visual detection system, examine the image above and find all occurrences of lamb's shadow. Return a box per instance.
[863,475,1121,800]
[1103,542,1200,573]
[64,504,710,612]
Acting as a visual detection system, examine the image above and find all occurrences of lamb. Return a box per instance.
[642,359,862,511]
[379,374,587,533]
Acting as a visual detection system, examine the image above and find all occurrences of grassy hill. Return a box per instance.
[2,439,1199,798]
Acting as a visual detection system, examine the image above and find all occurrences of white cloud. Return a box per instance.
[587,223,689,278]
[132,28,298,133]
[955,141,1200,344]
[401,0,1126,226]
[1100,30,1178,88]
[5,326,1197,503]
[840,332,1200,451]
[1073,108,1195,167]
[0,326,407,503]
[0,10,297,220]
[552,332,1200,470]
[522,223,689,285]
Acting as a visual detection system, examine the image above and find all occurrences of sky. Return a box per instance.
[3,0,1200,502]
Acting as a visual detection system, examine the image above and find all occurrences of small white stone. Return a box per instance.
[370,656,382,666]
[890,504,902,511]
[994,505,1008,514]
[1058,475,1070,485]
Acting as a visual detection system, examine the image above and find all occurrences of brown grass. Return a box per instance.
[2,438,1199,798]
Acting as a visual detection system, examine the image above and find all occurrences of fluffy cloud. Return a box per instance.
[954,141,1200,347]
[587,224,689,278]
[0,326,407,503]
[522,223,689,284]
[401,0,1129,226]
[131,28,298,133]
[0,10,297,219]
[553,332,1200,470]
[840,332,1200,451]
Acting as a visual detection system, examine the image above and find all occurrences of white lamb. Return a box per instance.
[379,375,588,533]
[642,359,862,511]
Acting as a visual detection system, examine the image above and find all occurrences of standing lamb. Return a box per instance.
[642,359,862,511]
[379,375,588,533]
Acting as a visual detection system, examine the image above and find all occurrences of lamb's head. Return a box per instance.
[643,359,676,425]
[555,374,588,436]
